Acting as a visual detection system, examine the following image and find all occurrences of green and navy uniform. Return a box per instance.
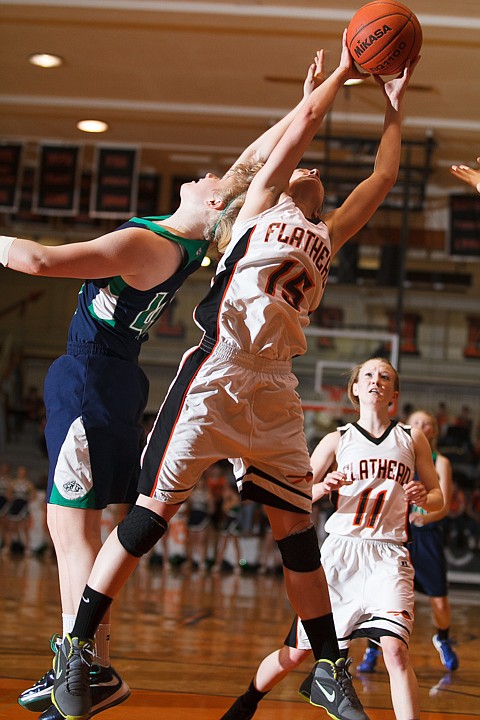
[409,452,448,597]
[44,216,209,509]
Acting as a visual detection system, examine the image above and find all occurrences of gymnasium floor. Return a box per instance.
[0,553,479,720]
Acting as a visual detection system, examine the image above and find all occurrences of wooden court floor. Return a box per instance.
[0,553,479,720]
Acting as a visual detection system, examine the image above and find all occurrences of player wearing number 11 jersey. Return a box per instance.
[220,357,442,720]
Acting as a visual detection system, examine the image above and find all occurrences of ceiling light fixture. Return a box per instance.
[77,120,109,134]
[29,53,63,68]
[344,78,364,86]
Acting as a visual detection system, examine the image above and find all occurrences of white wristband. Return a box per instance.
[0,235,16,266]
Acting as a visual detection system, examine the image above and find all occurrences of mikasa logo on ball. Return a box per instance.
[353,24,394,58]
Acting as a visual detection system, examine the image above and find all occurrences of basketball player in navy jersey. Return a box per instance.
[49,34,419,720]
[221,359,442,720]
[1,49,327,720]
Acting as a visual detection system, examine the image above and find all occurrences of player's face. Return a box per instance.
[408,411,436,441]
[180,172,228,203]
[353,360,397,407]
[289,168,325,214]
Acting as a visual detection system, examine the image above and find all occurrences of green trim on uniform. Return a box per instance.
[48,484,97,509]
[129,216,210,265]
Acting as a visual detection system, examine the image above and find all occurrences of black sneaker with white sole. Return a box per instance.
[17,635,61,712]
[299,658,371,720]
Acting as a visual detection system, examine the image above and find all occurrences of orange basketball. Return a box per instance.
[346,1,422,75]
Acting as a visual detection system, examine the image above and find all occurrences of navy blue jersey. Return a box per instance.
[67,216,209,361]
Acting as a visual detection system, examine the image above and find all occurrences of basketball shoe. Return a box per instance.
[299,658,371,720]
[432,634,459,671]
[220,696,257,720]
[38,664,130,719]
[357,646,381,673]
[17,635,61,712]
[51,634,94,719]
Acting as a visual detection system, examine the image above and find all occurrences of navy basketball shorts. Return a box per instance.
[410,523,448,597]
[44,351,149,509]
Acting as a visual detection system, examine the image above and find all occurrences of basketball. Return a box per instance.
[346,1,422,75]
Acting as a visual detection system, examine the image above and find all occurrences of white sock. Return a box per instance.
[94,623,111,667]
[62,613,76,638]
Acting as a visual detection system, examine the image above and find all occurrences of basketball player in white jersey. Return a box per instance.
[50,35,419,720]
[1,48,330,720]
[221,358,442,720]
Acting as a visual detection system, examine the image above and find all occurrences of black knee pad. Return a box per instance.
[276,525,321,572]
[117,505,168,558]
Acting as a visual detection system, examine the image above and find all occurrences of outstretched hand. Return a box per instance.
[338,28,370,83]
[450,157,480,193]
[374,55,420,111]
[303,50,327,98]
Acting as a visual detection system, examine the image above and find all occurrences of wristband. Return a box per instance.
[0,235,16,266]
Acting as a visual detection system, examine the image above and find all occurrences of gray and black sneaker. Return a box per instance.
[299,658,371,720]
[39,664,130,719]
[17,635,61,712]
[51,634,94,720]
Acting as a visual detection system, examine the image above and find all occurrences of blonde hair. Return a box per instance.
[210,161,264,253]
[347,357,400,408]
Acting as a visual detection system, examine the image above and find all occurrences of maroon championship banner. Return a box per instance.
[33,144,82,215]
[0,142,24,212]
[448,194,480,259]
[137,172,161,216]
[90,146,139,219]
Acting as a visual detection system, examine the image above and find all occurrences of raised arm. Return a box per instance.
[324,57,419,257]
[238,32,363,220]
[229,50,326,172]
[450,157,480,193]
[0,228,182,290]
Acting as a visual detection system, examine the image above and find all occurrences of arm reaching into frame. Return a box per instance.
[450,157,480,193]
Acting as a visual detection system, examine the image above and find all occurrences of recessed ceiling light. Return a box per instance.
[29,53,63,68]
[77,120,109,134]
[201,256,212,268]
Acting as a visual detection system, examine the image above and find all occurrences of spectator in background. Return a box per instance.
[205,462,228,558]
[3,465,36,556]
[0,461,13,552]
[184,471,213,572]
[212,482,243,575]
[454,405,474,437]
[436,402,450,441]
[447,481,469,550]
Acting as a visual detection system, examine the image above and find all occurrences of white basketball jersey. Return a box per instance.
[324,421,415,542]
[199,197,331,361]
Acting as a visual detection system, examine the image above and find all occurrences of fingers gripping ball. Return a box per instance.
[346,1,422,75]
